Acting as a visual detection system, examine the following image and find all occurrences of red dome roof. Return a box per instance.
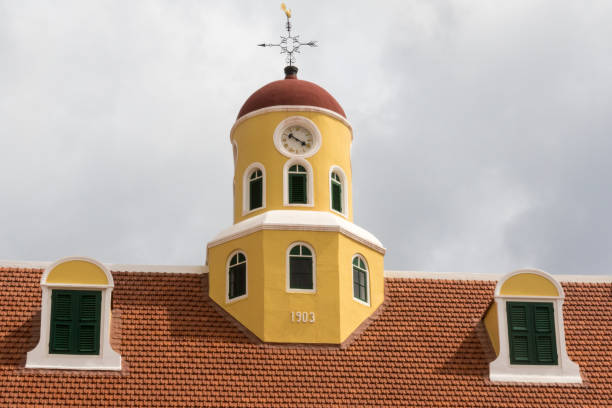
[237,68,346,120]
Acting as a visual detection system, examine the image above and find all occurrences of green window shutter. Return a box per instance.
[508,303,531,363]
[507,302,557,365]
[331,181,342,212]
[289,173,307,204]
[50,290,101,355]
[50,292,74,353]
[534,304,557,364]
[77,292,101,354]
[249,177,263,210]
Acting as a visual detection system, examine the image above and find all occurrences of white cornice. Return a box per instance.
[207,210,386,254]
[230,105,353,140]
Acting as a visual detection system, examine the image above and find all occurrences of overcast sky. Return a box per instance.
[1,1,611,275]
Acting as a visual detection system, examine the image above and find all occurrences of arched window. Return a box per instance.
[249,169,263,210]
[331,171,342,213]
[288,165,308,204]
[227,252,247,301]
[352,255,369,304]
[287,243,315,291]
[242,163,266,215]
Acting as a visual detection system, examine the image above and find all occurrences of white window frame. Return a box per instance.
[286,242,316,294]
[489,268,581,383]
[226,250,248,304]
[283,158,314,207]
[242,162,266,215]
[351,254,371,306]
[329,165,349,218]
[26,257,121,371]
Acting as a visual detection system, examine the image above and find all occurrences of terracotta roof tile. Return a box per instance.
[0,268,611,406]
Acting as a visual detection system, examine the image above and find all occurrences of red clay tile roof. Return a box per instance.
[1,267,611,407]
[237,77,346,120]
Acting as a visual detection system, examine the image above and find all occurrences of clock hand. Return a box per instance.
[288,133,306,146]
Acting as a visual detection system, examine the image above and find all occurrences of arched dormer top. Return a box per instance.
[42,257,113,287]
[495,268,562,298]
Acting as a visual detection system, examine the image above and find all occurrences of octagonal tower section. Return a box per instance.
[207,67,385,345]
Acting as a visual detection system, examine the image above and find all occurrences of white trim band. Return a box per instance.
[231,105,353,140]
[207,210,385,254]
[384,270,612,283]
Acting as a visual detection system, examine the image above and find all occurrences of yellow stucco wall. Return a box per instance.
[231,111,353,224]
[260,230,341,343]
[483,302,500,356]
[208,232,265,339]
[46,260,109,285]
[208,229,385,344]
[338,234,384,343]
[499,273,559,297]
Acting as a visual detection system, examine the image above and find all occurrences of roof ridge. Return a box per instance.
[1,260,610,281]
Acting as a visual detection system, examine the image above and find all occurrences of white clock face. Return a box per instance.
[280,126,314,155]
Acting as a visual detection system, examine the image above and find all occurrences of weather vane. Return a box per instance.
[258,3,317,67]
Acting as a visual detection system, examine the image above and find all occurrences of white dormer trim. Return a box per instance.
[26,256,122,371]
[489,268,581,383]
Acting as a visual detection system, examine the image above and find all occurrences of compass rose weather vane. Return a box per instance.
[258,3,317,73]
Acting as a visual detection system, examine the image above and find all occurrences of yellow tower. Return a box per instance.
[207,64,385,344]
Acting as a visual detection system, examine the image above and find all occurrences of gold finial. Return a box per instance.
[281,3,292,18]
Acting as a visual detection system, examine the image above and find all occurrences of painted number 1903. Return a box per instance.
[291,311,315,323]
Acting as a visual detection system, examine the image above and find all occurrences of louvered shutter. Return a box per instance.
[289,173,307,204]
[50,291,74,353]
[77,292,101,354]
[534,303,557,364]
[508,303,530,363]
[50,290,101,355]
[250,178,263,210]
[332,182,342,212]
[507,302,557,365]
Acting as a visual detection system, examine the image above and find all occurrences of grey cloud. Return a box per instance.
[1,1,611,275]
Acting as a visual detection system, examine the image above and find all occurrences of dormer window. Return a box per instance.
[26,257,121,370]
[486,269,580,383]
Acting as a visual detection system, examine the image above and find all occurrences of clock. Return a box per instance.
[280,125,314,155]
[273,117,322,158]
